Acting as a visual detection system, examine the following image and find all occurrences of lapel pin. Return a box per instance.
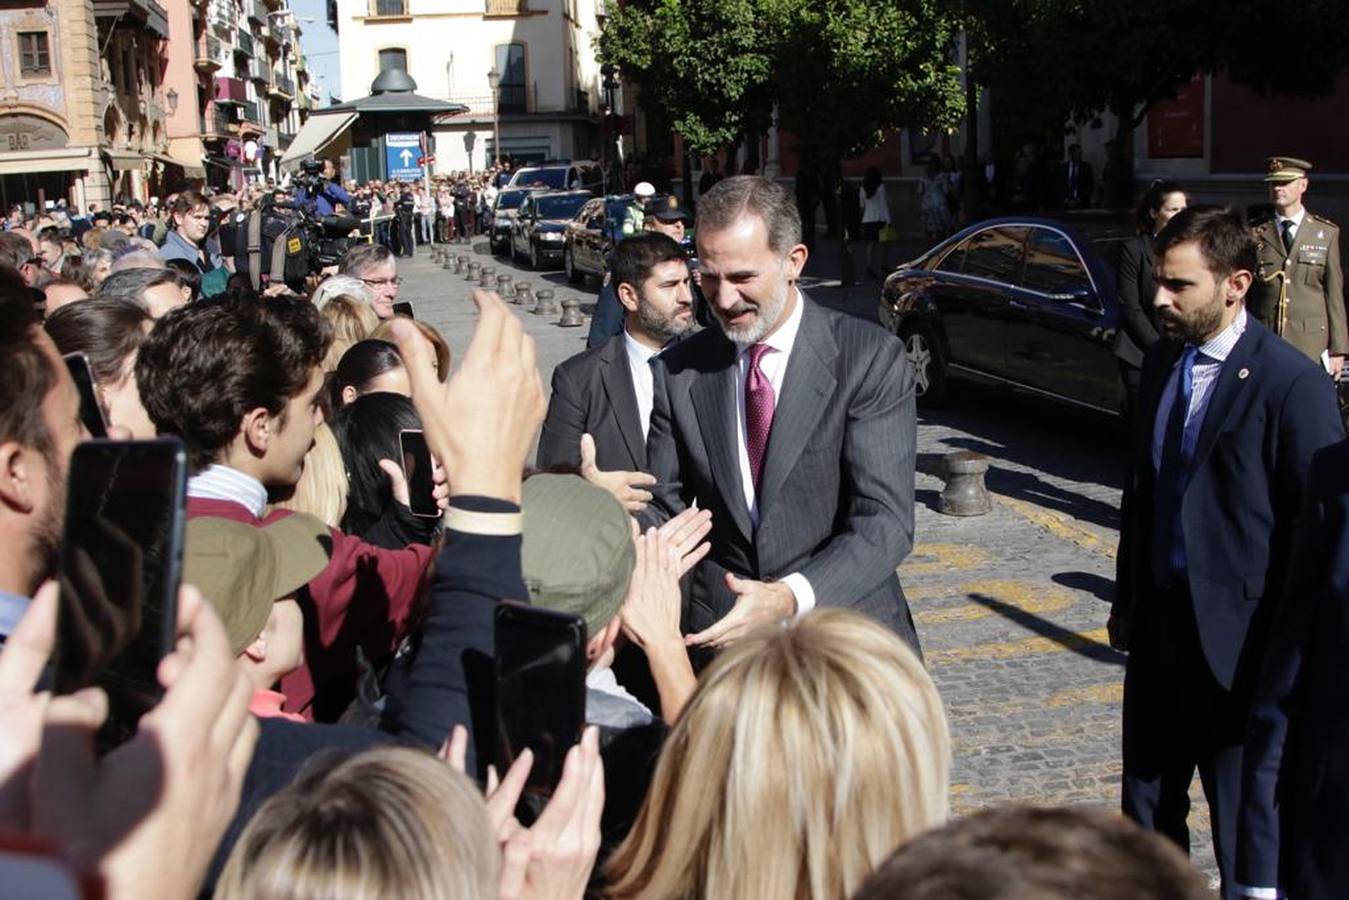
[1238,368,1250,380]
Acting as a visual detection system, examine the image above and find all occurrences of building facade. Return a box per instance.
[330,0,603,175]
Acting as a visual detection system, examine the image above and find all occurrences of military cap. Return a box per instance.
[644,193,690,222]
[521,474,635,638]
[1264,157,1313,183]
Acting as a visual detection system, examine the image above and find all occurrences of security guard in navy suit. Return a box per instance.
[1109,206,1344,898]
[1248,157,1348,372]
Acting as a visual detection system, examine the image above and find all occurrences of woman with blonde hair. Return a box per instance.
[214,747,498,900]
[269,422,349,528]
[320,293,380,372]
[605,609,950,900]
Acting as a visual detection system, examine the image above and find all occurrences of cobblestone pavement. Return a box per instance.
[397,237,1218,882]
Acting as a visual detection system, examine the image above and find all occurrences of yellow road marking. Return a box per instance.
[992,494,1118,560]
[927,627,1112,666]
[914,579,1075,626]
[900,542,993,577]
[1046,683,1124,708]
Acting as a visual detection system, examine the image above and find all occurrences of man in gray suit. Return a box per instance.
[625,176,921,653]
[536,233,696,486]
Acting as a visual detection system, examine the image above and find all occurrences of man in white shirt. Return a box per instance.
[608,177,921,654]
[536,232,695,480]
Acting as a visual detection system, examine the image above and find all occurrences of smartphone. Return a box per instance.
[392,300,415,319]
[53,438,188,751]
[63,352,108,438]
[398,429,439,518]
[494,602,587,796]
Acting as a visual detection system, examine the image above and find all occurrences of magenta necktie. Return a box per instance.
[745,343,776,491]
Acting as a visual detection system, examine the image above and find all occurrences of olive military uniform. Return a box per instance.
[1248,157,1348,362]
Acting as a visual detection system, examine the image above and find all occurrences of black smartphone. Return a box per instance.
[53,437,188,751]
[392,301,415,319]
[494,602,587,796]
[398,428,439,518]
[63,352,108,438]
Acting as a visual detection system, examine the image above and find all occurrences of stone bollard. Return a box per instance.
[558,297,584,327]
[465,260,481,281]
[513,282,532,306]
[496,273,514,300]
[939,451,992,516]
[430,247,443,264]
[442,253,455,269]
[455,255,468,274]
[478,266,496,289]
[532,288,559,316]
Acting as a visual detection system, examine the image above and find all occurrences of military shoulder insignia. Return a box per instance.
[1309,212,1338,229]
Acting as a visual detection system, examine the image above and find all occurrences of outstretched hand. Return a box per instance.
[685,573,796,649]
[579,433,656,513]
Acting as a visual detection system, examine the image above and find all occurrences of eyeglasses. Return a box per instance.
[361,276,403,287]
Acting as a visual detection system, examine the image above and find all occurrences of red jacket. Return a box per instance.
[187,497,434,720]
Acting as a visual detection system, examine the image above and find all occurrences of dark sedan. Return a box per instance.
[563,195,635,285]
[877,217,1131,415]
[509,191,593,270]
[488,187,543,254]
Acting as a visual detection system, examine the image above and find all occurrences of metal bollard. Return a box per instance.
[465,260,481,281]
[513,282,532,306]
[558,297,584,327]
[532,288,559,316]
[455,255,468,274]
[478,266,496,289]
[939,451,992,516]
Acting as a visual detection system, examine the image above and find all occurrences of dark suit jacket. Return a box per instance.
[1056,160,1094,207]
[1238,439,1349,895]
[1113,316,1343,689]
[640,294,920,649]
[1112,235,1160,368]
[536,333,647,473]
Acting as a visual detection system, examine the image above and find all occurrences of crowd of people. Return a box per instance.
[1,165,1345,900]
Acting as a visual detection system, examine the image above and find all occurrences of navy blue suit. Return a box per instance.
[1114,315,1343,895]
[1238,439,1349,896]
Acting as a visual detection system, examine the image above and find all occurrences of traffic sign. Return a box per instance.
[385,132,422,181]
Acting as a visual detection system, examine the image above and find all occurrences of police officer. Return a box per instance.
[394,183,417,259]
[1249,156,1347,375]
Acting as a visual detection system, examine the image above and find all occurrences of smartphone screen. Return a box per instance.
[392,301,415,319]
[63,352,108,439]
[494,602,587,796]
[53,438,187,751]
[399,429,439,518]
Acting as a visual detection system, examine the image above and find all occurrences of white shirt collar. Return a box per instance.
[622,328,661,365]
[736,288,805,357]
[0,590,30,638]
[1195,305,1248,363]
[1276,208,1306,229]
[186,464,269,518]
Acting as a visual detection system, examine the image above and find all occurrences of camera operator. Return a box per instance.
[294,157,353,217]
[159,190,222,273]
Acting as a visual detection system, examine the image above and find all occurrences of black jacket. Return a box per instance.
[537,334,648,474]
[1112,235,1160,368]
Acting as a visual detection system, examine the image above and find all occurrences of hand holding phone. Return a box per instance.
[392,300,415,319]
[398,429,440,518]
[63,352,108,438]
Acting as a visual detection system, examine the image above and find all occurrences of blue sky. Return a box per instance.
[291,0,340,106]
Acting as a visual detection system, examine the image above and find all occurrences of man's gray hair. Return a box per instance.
[338,242,395,277]
[695,175,802,254]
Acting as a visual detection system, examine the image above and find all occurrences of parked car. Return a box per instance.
[877,216,1131,415]
[509,190,594,270]
[488,187,543,254]
[562,195,638,284]
[507,161,602,193]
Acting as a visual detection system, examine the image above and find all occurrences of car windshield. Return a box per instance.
[497,191,532,210]
[535,195,589,219]
[515,168,568,189]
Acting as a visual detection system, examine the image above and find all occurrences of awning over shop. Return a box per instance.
[279,112,358,171]
[149,151,206,178]
[0,147,95,176]
[104,149,143,171]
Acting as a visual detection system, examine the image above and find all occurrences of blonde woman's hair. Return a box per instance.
[269,422,348,528]
[320,294,380,372]
[370,318,451,383]
[215,747,498,900]
[605,609,950,900]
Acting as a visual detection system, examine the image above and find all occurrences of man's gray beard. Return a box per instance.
[714,278,790,344]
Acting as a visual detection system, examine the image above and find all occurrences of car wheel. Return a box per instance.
[530,241,540,270]
[565,247,582,284]
[900,323,948,405]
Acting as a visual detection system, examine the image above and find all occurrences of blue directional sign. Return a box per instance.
[385,132,422,181]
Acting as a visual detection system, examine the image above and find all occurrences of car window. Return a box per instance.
[961,227,1027,283]
[497,190,531,211]
[934,243,966,273]
[535,194,589,219]
[1024,228,1093,298]
[515,168,568,189]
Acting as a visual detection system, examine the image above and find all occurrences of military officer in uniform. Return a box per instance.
[1248,156,1347,375]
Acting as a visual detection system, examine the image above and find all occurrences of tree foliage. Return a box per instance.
[597,0,965,159]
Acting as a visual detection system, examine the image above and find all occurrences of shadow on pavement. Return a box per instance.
[968,592,1125,667]
[1052,571,1116,604]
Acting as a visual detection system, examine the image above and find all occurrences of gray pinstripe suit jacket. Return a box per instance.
[641,293,921,654]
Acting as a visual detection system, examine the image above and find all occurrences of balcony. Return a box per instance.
[485,0,525,13]
[234,30,254,56]
[247,57,269,82]
[209,0,234,32]
[270,21,291,43]
[200,104,235,137]
[445,84,598,118]
[270,73,295,99]
[214,75,247,104]
[248,0,266,22]
[241,100,261,125]
[194,33,226,70]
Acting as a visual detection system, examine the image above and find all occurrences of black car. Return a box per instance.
[878,217,1130,415]
[509,191,593,270]
[488,187,543,254]
[562,195,637,285]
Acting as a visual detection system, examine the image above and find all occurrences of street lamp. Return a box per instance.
[486,67,501,168]
[165,87,178,115]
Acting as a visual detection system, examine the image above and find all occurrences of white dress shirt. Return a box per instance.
[623,328,660,440]
[1275,207,1306,252]
[1151,306,1248,473]
[731,290,816,614]
[186,464,269,518]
